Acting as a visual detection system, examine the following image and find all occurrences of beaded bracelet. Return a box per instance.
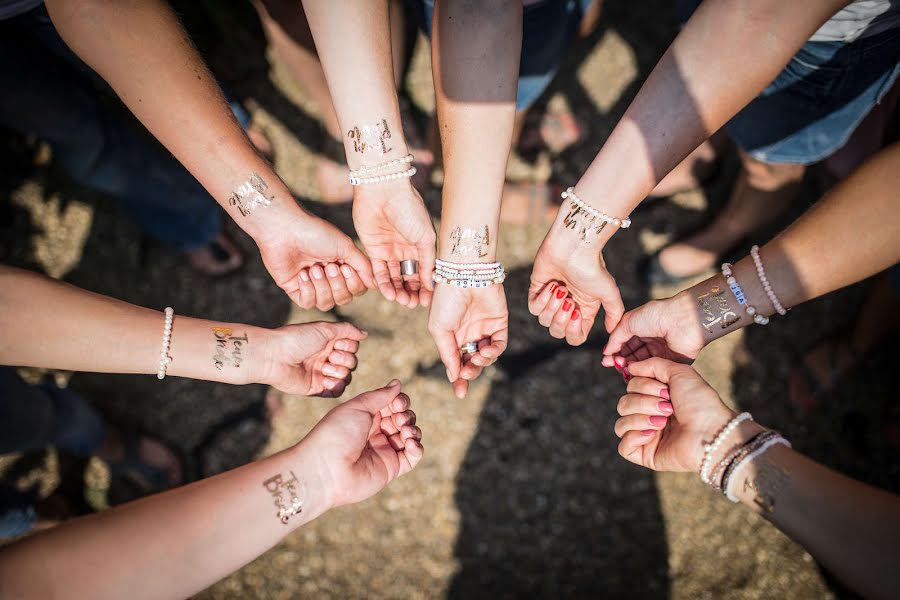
[349,153,414,178]
[707,432,769,491]
[699,412,753,484]
[721,263,769,326]
[157,307,174,380]
[433,260,506,288]
[750,245,788,316]
[350,166,417,186]
[724,434,791,502]
[561,187,632,229]
[716,431,779,492]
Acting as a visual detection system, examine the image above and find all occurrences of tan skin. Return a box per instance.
[614,358,900,600]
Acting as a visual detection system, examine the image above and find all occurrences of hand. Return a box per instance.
[302,380,424,508]
[601,290,705,370]
[528,226,624,346]
[258,211,375,311]
[428,284,508,399]
[353,180,436,308]
[259,321,367,397]
[613,358,735,472]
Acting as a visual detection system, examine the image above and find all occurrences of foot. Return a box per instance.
[96,429,183,494]
[246,124,275,162]
[500,182,562,225]
[656,220,745,279]
[518,106,584,154]
[185,232,244,276]
[650,138,720,198]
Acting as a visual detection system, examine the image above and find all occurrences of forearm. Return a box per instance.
[44,0,303,244]
[0,441,330,600]
[0,267,270,384]
[574,0,850,233]
[432,0,522,261]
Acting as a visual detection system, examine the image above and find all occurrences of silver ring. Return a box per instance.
[460,341,478,354]
[400,259,418,276]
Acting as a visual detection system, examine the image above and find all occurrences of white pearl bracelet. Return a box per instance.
[349,166,416,186]
[348,153,414,178]
[722,263,768,326]
[157,307,174,380]
[724,435,791,502]
[700,411,753,484]
[561,187,632,229]
[750,245,788,316]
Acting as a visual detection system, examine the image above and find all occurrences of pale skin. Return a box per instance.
[530,0,855,342]
[427,0,521,399]
[0,381,423,600]
[601,140,900,370]
[0,266,365,397]
[613,358,900,600]
[302,0,437,309]
[44,0,375,311]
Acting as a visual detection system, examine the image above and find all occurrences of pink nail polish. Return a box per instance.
[556,289,566,299]
[562,300,572,312]
[641,429,656,436]
[657,401,673,414]
[660,388,670,400]
[649,415,668,427]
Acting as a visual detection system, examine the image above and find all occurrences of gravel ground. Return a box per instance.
[1,1,898,599]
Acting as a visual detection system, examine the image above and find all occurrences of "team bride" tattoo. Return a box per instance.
[229,172,273,217]
[696,286,740,333]
[211,327,248,370]
[450,225,490,258]
[263,471,304,524]
[562,204,608,242]
[347,119,393,154]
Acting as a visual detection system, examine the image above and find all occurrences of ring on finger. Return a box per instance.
[460,341,478,355]
[400,260,418,276]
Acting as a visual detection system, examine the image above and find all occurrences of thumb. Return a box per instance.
[344,243,376,289]
[351,379,403,415]
[326,321,369,341]
[603,311,635,357]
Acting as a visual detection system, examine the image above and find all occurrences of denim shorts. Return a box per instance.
[408,0,592,111]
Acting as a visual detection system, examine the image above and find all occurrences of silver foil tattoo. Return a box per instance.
[562,204,608,242]
[450,225,490,258]
[229,172,273,217]
[347,119,393,155]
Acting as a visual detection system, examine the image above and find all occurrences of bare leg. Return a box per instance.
[657,150,803,278]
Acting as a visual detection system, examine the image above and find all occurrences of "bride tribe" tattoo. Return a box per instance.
[742,457,791,514]
[450,225,490,258]
[229,172,273,217]
[211,327,248,370]
[347,119,393,154]
[562,203,608,242]
[697,285,740,333]
[263,470,304,524]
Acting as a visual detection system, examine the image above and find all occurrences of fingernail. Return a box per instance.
[556,289,566,299]
[549,283,558,293]
[660,388,670,400]
[571,309,580,320]
[649,415,668,427]
[340,264,353,278]
[623,367,631,380]
[562,300,572,312]
[641,429,656,436]
[312,267,324,280]
[614,356,625,368]
[388,379,400,386]
[323,364,336,376]
[326,264,340,278]
[300,270,310,282]
[657,401,673,414]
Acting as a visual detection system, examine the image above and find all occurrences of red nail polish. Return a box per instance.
[641,429,656,436]
[556,289,566,299]
[614,356,625,368]
[649,415,668,427]
[562,300,572,312]
[623,367,631,379]
[571,309,580,320]
[549,283,558,293]
[657,401,673,414]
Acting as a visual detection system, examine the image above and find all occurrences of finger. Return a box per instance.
[469,332,508,367]
[403,273,422,309]
[618,430,656,467]
[373,260,397,302]
[340,264,368,297]
[344,244,376,289]
[626,357,689,385]
[387,261,412,307]
[604,313,635,357]
[400,424,421,441]
[614,413,669,438]
[334,338,360,353]
[453,377,469,399]
[328,349,358,370]
[538,285,568,328]
[387,431,406,451]
[297,269,316,310]
[322,362,351,380]
[383,392,410,418]
[326,321,368,342]
[528,281,559,316]
[391,409,416,430]
[459,360,484,382]
[548,297,575,339]
[626,376,669,399]
[321,376,347,398]
[431,329,462,382]
[310,265,336,311]
[418,285,433,308]
[397,437,424,476]
[616,392,674,418]
[418,234,436,292]
[601,283,626,333]
[564,306,589,346]
[325,263,353,306]
[352,379,402,415]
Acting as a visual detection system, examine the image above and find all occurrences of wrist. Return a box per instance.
[284,441,337,520]
[685,274,751,346]
[352,176,417,204]
[244,326,277,387]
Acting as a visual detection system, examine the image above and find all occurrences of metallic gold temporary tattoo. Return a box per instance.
[347,119,393,154]
[697,286,740,333]
[212,327,249,370]
[229,172,273,217]
[562,203,608,242]
[742,457,791,514]
[450,225,490,258]
[263,471,304,524]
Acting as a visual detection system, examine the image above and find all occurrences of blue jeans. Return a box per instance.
[0,368,107,537]
[0,5,221,250]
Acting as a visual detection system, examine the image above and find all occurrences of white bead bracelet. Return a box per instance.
[561,187,632,229]
[157,307,174,380]
[349,166,417,186]
[750,245,788,316]
[700,411,753,484]
[721,263,768,326]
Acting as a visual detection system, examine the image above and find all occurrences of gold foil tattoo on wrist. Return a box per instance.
[450,225,490,259]
[211,327,248,370]
[229,172,273,217]
[562,203,608,242]
[697,286,740,333]
[263,471,304,524]
[742,458,790,513]
[348,119,393,154]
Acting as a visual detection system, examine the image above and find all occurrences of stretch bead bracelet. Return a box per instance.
[699,412,753,484]
[561,187,632,229]
[713,431,778,491]
[433,260,506,288]
[436,259,500,269]
[750,245,788,316]
[724,434,791,502]
[350,166,417,186]
[348,153,414,178]
[721,263,768,326]
[157,307,174,380]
